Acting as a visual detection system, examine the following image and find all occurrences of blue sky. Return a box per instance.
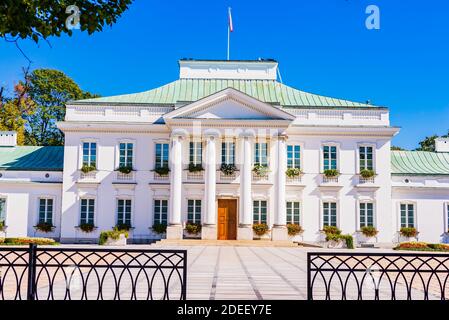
[0,0,448,149]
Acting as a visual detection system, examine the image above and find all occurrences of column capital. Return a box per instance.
[204,129,221,140]
[239,131,256,139]
[275,133,288,141]
[170,129,188,139]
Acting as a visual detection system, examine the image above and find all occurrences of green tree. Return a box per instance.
[0,69,35,145]
[415,131,449,152]
[0,1,132,43]
[391,146,406,151]
[24,69,98,146]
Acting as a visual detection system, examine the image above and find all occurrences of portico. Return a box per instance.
[162,88,295,240]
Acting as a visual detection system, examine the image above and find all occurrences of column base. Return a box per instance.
[201,225,217,240]
[237,225,253,240]
[166,225,183,240]
[271,225,288,241]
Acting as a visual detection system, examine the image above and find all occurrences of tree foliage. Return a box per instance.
[415,131,449,152]
[0,0,132,43]
[391,146,406,151]
[24,69,98,145]
[0,67,97,146]
[0,68,35,145]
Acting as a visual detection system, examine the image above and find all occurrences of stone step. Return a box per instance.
[152,239,302,247]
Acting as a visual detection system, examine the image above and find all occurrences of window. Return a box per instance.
[189,142,202,165]
[187,200,201,223]
[447,204,449,232]
[38,198,53,224]
[154,200,168,225]
[359,202,374,228]
[119,143,133,168]
[287,145,301,169]
[155,143,169,168]
[323,202,337,227]
[80,199,95,225]
[0,198,6,223]
[323,145,337,170]
[359,146,373,171]
[221,142,235,165]
[82,142,97,167]
[253,200,267,224]
[254,143,268,166]
[400,203,415,228]
[117,199,132,226]
[286,202,300,225]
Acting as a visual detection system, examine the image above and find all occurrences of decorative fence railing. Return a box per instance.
[0,244,187,300]
[307,252,449,300]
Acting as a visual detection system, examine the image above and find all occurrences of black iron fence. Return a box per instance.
[0,244,187,300]
[307,252,449,300]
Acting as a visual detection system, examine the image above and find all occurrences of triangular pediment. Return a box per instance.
[163,88,295,121]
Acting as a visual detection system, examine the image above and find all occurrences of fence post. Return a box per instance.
[182,250,187,300]
[26,243,37,300]
[307,252,312,300]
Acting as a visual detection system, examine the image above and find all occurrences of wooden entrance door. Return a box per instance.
[217,199,237,240]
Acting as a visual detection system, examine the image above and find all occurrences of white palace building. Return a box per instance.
[1,59,449,245]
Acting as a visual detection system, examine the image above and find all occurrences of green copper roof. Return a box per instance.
[391,151,449,175]
[74,79,377,108]
[0,146,64,171]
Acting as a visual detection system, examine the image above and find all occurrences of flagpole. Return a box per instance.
[227,24,230,60]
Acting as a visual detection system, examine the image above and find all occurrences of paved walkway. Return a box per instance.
[150,245,310,300]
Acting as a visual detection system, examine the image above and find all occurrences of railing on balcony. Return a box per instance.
[153,172,170,181]
[322,175,339,183]
[218,170,239,182]
[358,175,375,184]
[252,172,269,182]
[286,174,302,184]
[116,171,135,182]
[79,170,97,181]
[186,170,204,181]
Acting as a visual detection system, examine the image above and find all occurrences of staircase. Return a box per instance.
[151,239,302,247]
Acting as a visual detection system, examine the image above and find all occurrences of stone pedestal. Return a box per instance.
[271,226,288,241]
[237,225,253,240]
[166,225,183,240]
[201,225,217,240]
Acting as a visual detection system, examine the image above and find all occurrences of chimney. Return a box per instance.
[0,131,17,147]
[435,138,449,152]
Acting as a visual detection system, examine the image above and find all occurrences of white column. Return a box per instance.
[272,133,288,241]
[202,131,218,239]
[167,131,184,239]
[238,132,254,240]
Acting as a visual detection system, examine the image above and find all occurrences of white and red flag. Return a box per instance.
[228,7,233,32]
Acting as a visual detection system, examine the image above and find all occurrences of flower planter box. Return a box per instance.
[151,231,166,239]
[253,231,271,240]
[399,235,418,243]
[183,230,201,239]
[0,225,7,236]
[356,232,377,245]
[104,233,127,246]
[326,239,347,249]
[288,234,303,242]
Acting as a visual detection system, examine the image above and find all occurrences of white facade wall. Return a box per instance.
[0,171,62,238]
[291,135,393,244]
[392,176,449,243]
